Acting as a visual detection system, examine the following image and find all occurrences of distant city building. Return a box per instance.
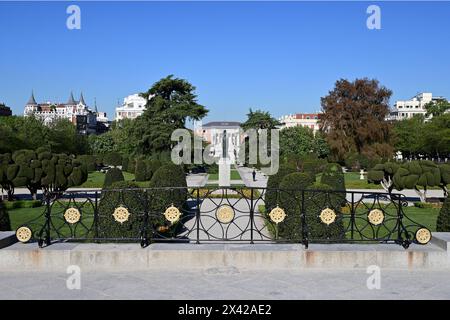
[194,121,242,164]
[388,92,446,121]
[115,94,148,121]
[0,103,12,117]
[278,113,321,133]
[23,91,107,135]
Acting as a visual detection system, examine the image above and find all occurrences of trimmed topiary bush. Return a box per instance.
[103,168,125,188]
[437,197,450,232]
[122,157,129,172]
[127,158,136,174]
[145,159,162,181]
[103,152,122,167]
[97,181,145,239]
[277,172,317,240]
[265,165,296,212]
[148,164,187,226]
[320,162,346,204]
[304,182,345,241]
[134,160,147,182]
[0,200,11,231]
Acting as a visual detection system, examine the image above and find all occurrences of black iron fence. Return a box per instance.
[14,187,432,248]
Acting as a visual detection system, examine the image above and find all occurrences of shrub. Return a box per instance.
[78,155,96,172]
[0,201,11,231]
[148,164,187,226]
[134,160,147,182]
[304,183,345,241]
[145,159,162,181]
[265,165,296,211]
[3,200,42,210]
[97,181,145,239]
[127,158,136,174]
[320,163,346,204]
[103,168,125,188]
[122,157,129,172]
[103,152,122,167]
[277,172,316,240]
[437,197,450,232]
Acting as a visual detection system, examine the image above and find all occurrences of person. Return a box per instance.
[252,169,256,181]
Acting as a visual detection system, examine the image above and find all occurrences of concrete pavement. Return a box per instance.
[1,268,450,299]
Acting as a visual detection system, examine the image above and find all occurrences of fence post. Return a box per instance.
[350,192,355,240]
[397,197,403,244]
[196,188,200,244]
[45,193,51,246]
[250,188,254,244]
[301,190,308,249]
[94,191,99,240]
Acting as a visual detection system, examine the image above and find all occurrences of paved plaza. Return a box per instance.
[1,268,450,300]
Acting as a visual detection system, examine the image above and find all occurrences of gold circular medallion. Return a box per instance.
[415,228,431,245]
[64,207,81,224]
[216,205,235,224]
[368,209,384,225]
[164,205,181,224]
[320,208,336,225]
[16,226,32,243]
[113,206,130,224]
[269,207,286,224]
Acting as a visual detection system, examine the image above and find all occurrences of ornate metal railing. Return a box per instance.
[14,187,432,248]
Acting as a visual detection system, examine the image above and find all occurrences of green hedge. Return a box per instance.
[3,200,42,210]
[0,201,11,231]
[103,152,122,167]
[265,165,296,212]
[97,181,145,239]
[103,168,125,188]
[437,197,450,232]
[304,183,345,240]
[134,160,147,182]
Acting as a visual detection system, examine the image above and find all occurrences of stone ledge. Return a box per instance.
[0,231,17,249]
[1,237,449,272]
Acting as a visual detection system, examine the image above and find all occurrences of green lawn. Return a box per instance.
[78,171,149,188]
[208,169,242,181]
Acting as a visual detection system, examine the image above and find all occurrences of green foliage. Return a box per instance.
[127,158,136,173]
[133,75,209,154]
[240,109,281,130]
[304,183,345,240]
[436,197,450,232]
[3,200,42,210]
[0,201,11,231]
[103,152,122,167]
[77,155,96,172]
[425,99,450,117]
[103,168,125,188]
[393,161,440,190]
[279,126,330,161]
[148,164,187,226]
[122,157,129,172]
[320,163,345,191]
[88,133,115,155]
[265,165,297,211]
[134,160,147,182]
[97,181,145,239]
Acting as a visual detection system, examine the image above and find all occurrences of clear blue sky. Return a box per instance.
[0,1,449,122]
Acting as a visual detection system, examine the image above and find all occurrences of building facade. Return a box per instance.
[278,113,321,133]
[115,94,148,121]
[23,91,107,135]
[388,92,446,121]
[0,103,12,117]
[194,121,242,164]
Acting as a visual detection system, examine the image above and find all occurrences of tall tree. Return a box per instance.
[240,109,281,130]
[133,75,208,154]
[320,78,394,162]
[392,114,425,157]
[425,98,450,117]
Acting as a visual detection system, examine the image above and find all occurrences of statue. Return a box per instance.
[222,130,227,159]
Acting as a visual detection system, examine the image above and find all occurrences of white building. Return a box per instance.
[388,92,446,121]
[115,94,148,121]
[278,113,321,133]
[194,121,242,164]
[24,91,99,134]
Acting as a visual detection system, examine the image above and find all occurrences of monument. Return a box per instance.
[218,130,231,186]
